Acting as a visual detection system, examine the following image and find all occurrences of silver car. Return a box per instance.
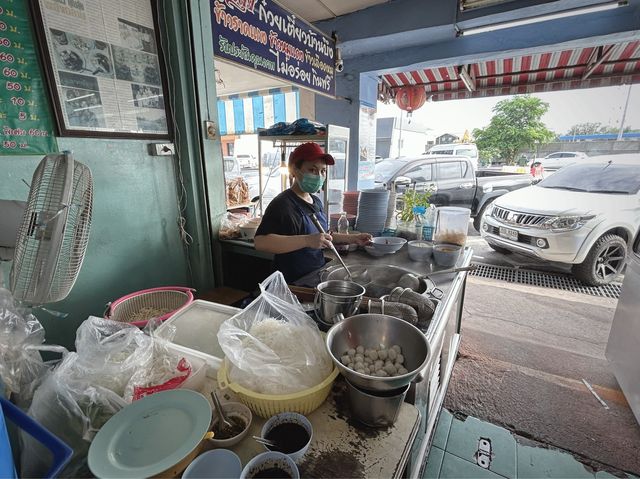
[480,157,640,285]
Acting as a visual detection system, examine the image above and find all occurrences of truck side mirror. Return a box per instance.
[394,176,411,187]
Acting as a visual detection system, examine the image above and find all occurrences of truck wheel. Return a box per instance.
[572,234,627,286]
[473,200,494,231]
[488,243,512,254]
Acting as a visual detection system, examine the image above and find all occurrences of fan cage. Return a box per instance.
[10,153,93,304]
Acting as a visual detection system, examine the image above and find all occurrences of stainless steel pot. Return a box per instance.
[314,280,365,324]
[325,313,431,391]
[345,378,409,427]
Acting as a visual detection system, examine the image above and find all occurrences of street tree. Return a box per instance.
[473,96,555,164]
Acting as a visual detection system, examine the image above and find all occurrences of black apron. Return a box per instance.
[274,198,328,283]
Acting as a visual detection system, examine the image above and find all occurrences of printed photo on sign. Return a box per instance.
[50,29,114,79]
[136,109,167,132]
[118,18,157,54]
[112,45,161,86]
[131,83,164,109]
[62,87,106,128]
[59,70,100,90]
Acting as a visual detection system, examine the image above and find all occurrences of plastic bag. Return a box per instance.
[219,211,249,239]
[218,271,332,395]
[0,288,67,405]
[21,352,127,478]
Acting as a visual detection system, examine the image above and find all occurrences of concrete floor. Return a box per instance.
[444,276,640,476]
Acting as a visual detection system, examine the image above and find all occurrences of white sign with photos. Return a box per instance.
[35,0,169,137]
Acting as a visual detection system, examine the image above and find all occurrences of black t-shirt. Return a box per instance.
[256,189,326,282]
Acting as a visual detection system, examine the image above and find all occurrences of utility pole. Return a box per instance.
[617,84,633,141]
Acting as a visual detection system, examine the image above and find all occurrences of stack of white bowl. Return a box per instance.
[355,189,390,236]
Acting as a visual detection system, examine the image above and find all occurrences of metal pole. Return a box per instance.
[397,110,403,158]
[617,84,632,141]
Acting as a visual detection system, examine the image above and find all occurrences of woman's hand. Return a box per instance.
[306,232,333,249]
[350,233,373,246]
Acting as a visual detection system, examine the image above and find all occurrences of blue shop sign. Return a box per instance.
[211,0,336,97]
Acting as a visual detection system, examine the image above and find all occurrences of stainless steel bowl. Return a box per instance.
[325,313,430,391]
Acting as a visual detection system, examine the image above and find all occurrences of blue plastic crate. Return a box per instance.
[0,397,73,478]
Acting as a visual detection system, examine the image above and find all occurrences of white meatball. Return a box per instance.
[388,349,397,361]
[355,354,364,363]
[355,368,365,374]
[356,346,364,354]
[398,367,408,375]
[391,345,402,353]
[369,350,379,361]
[396,354,404,365]
[384,363,397,375]
[376,369,388,377]
[354,361,364,371]
[378,349,388,360]
[374,360,384,370]
[347,348,356,357]
[341,355,350,365]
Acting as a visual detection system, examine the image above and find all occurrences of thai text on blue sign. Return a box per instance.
[211,0,336,97]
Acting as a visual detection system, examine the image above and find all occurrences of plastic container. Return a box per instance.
[1,397,73,478]
[105,286,194,328]
[337,212,349,234]
[217,360,339,418]
[182,449,242,479]
[156,300,241,377]
[260,412,313,463]
[433,207,471,247]
[240,451,299,479]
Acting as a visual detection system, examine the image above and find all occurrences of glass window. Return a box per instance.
[404,163,433,182]
[539,163,640,194]
[456,148,477,158]
[437,162,463,180]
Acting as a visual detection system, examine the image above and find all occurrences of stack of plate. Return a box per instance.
[343,191,359,217]
[385,191,397,229]
[355,189,390,236]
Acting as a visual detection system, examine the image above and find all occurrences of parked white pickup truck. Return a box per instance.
[480,155,640,285]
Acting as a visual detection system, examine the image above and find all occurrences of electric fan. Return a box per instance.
[0,151,93,305]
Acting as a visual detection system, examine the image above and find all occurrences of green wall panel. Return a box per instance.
[0,138,189,349]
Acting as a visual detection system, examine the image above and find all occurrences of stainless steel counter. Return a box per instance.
[295,246,473,479]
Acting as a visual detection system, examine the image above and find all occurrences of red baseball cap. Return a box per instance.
[289,142,335,166]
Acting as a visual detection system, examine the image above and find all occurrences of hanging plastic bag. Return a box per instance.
[217,271,332,395]
[0,288,67,406]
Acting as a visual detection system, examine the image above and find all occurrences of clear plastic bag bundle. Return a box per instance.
[0,288,66,405]
[218,272,332,395]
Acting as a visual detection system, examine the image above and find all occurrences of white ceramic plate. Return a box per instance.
[88,389,212,479]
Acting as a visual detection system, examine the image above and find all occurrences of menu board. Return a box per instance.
[33,0,170,137]
[0,0,58,155]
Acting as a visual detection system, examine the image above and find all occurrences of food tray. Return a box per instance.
[156,300,241,376]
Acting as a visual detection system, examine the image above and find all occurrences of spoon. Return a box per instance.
[210,391,233,433]
[252,435,278,448]
[310,213,353,281]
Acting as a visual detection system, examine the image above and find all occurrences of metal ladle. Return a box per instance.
[310,213,353,281]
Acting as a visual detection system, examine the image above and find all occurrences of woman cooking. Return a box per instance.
[254,142,371,282]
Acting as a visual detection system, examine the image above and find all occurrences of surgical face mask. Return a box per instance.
[298,172,325,193]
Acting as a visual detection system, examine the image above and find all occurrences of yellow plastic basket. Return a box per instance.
[217,360,339,418]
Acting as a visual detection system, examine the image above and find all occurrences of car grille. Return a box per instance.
[492,206,552,227]
[486,225,538,246]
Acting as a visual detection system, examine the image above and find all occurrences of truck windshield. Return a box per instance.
[375,160,408,182]
[539,163,640,194]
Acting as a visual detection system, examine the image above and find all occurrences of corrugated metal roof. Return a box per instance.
[380,40,640,101]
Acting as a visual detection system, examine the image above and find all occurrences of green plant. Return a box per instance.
[399,189,432,223]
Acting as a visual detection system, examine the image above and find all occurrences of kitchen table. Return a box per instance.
[207,379,421,478]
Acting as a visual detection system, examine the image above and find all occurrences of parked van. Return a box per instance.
[425,143,479,169]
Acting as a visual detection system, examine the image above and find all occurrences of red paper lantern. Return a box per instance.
[395,85,427,114]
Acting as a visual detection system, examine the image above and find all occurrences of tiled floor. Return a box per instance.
[423,410,639,479]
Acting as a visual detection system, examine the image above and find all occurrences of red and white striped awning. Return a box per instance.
[380,40,640,102]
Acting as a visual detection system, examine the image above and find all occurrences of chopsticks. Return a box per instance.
[252,435,277,448]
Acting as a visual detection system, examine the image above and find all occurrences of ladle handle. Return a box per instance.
[310,213,352,280]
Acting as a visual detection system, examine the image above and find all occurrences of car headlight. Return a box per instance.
[484,202,496,216]
[543,215,596,232]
